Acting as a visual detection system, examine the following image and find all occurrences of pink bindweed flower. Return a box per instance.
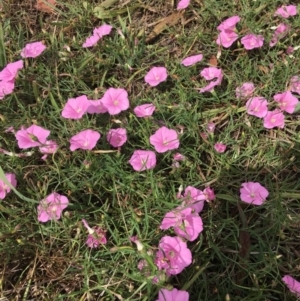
[290,76,300,94]
[275,5,297,18]
[156,288,189,301]
[15,124,50,149]
[282,275,300,297]
[286,46,294,54]
[129,150,156,171]
[69,129,100,151]
[273,91,299,113]
[86,98,108,114]
[177,0,190,10]
[201,67,222,80]
[269,23,290,47]
[93,24,113,38]
[39,140,58,160]
[130,236,144,251]
[241,34,264,50]
[181,54,203,66]
[150,126,180,153]
[236,82,255,98]
[37,192,69,222]
[263,109,285,129]
[173,152,185,161]
[100,88,129,115]
[203,187,216,201]
[61,95,90,119]
[214,143,227,153]
[181,186,206,213]
[160,207,203,241]
[240,182,269,205]
[155,235,192,276]
[217,16,240,31]
[82,24,113,47]
[20,41,46,58]
[216,30,239,48]
[0,60,23,82]
[245,96,268,118]
[134,103,156,117]
[82,219,107,248]
[0,173,17,200]
[199,67,223,93]
[206,122,216,134]
[144,67,168,87]
[0,80,15,100]
[107,128,127,147]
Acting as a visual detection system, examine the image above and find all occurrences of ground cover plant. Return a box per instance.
[1,0,300,300]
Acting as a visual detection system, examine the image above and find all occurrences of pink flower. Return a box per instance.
[155,236,192,276]
[129,150,156,171]
[269,23,290,47]
[214,143,227,153]
[206,122,216,133]
[15,124,50,149]
[0,60,23,82]
[144,67,168,87]
[82,24,113,47]
[290,76,300,94]
[217,16,240,31]
[240,182,269,205]
[37,192,69,222]
[82,35,100,48]
[216,30,239,48]
[156,288,189,301]
[177,0,190,10]
[181,54,203,66]
[61,95,90,119]
[130,236,144,251]
[134,103,156,117]
[245,96,268,118]
[160,207,203,241]
[107,128,127,147]
[263,109,285,129]
[273,91,299,113]
[86,98,108,114]
[69,129,100,151]
[199,67,223,93]
[39,140,58,160]
[241,34,264,50]
[203,187,216,201]
[100,88,129,115]
[93,24,113,38]
[150,126,180,153]
[0,80,15,100]
[82,219,107,248]
[286,46,294,54]
[236,82,255,98]
[275,5,297,18]
[20,41,46,58]
[181,186,206,213]
[201,67,222,80]
[173,153,185,161]
[0,173,17,200]
[282,275,300,297]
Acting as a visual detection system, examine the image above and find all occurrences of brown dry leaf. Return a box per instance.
[35,0,56,13]
[209,55,218,66]
[146,11,183,42]
[258,65,269,74]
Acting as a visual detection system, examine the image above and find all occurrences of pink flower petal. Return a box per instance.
[144,67,168,87]
[181,54,203,66]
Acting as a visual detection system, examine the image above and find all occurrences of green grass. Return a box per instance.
[1,0,300,300]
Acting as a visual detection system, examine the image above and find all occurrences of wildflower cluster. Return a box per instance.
[1,1,300,299]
